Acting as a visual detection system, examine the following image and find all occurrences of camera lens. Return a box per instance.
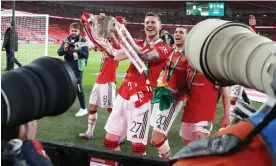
[185,19,276,97]
[1,57,77,126]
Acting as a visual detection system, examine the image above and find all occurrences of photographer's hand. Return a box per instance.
[18,120,37,141]
[63,43,69,52]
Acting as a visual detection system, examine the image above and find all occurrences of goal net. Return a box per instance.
[1,10,49,70]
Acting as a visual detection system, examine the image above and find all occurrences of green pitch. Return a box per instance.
[1,44,262,157]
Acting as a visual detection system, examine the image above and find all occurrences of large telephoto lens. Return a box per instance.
[1,57,77,127]
[185,19,276,98]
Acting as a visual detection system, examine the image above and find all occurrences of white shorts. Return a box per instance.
[104,94,151,145]
[150,100,184,135]
[179,121,213,141]
[89,82,116,108]
[230,85,244,99]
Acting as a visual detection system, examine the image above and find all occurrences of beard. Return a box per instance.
[70,34,78,39]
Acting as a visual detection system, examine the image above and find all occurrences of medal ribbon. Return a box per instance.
[186,67,197,92]
[166,49,185,82]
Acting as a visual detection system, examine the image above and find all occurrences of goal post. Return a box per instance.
[1,13,49,69]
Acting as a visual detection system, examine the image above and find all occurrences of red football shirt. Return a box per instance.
[181,65,219,123]
[96,54,119,84]
[161,49,189,99]
[118,39,171,104]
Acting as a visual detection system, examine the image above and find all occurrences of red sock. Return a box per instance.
[89,110,97,115]
[132,143,146,155]
[104,138,119,150]
[107,108,112,113]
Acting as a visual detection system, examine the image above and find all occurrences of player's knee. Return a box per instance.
[151,130,166,146]
[132,143,146,155]
[89,104,97,114]
[104,133,120,150]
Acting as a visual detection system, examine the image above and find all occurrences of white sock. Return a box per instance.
[87,113,97,134]
[157,139,170,158]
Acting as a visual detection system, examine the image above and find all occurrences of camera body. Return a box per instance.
[64,41,75,48]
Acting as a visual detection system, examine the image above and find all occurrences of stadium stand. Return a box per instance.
[2,1,276,42]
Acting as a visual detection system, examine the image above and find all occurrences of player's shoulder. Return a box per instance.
[157,40,171,48]
[155,41,172,55]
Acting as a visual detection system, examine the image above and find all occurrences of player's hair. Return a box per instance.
[145,12,161,23]
[175,26,188,36]
[176,26,186,29]
[70,22,81,30]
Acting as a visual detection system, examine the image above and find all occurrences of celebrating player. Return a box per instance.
[78,15,126,141]
[150,27,188,158]
[103,13,171,155]
[180,65,230,145]
[79,51,119,140]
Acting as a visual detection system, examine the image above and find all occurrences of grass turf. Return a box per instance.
[1,44,262,157]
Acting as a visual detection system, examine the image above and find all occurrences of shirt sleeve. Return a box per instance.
[57,41,65,56]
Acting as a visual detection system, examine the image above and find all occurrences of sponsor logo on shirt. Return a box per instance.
[192,82,205,86]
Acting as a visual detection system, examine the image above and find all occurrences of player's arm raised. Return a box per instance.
[113,49,128,61]
[110,33,129,61]
[220,87,230,127]
[114,44,169,62]
[249,15,256,32]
